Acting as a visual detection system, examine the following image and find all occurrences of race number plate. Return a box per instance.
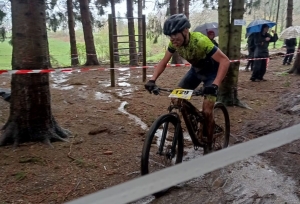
[168,89,193,100]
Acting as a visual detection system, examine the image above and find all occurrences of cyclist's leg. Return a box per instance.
[202,72,217,153]
[178,67,202,89]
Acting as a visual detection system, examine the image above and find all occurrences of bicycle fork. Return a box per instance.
[157,116,181,160]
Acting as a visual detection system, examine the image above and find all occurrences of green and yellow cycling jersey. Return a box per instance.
[168,32,218,68]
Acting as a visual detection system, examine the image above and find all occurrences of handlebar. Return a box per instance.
[152,86,204,96]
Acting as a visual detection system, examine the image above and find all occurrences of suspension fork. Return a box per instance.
[157,113,181,159]
[157,121,169,155]
[170,119,182,158]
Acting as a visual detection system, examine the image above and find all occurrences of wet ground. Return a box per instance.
[1,55,300,203]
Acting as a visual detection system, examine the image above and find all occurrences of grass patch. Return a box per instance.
[19,156,47,166]
[48,38,71,67]
[0,41,12,70]
[13,172,27,181]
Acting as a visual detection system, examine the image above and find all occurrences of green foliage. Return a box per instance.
[47,12,67,32]
[245,0,261,14]
[13,172,27,181]
[0,9,6,24]
[0,39,12,69]
[147,15,163,44]
[76,42,87,64]
[19,156,47,165]
[201,0,261,12]
[0,27,5,42]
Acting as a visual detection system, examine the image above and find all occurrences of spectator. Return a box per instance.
[207,30,219,71]
[250,24,278,82]
[207,30,219,47]
[283,38,297,65]
[245,33,255,71]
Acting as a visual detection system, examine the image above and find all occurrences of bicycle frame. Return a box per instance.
[167,98,207,148]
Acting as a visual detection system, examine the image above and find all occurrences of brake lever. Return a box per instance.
[152,86,160,95]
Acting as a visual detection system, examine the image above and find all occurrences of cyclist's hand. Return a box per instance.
[144,80,156,94]
[203,84,218,96]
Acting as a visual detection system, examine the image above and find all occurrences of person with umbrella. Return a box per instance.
[279,26,300,65]
[283,38,297,65]
[207,30,219,47]
[250,24,278,82]
[245,33,255,71]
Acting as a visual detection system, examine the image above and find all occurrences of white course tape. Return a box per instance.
[65,123,300,204]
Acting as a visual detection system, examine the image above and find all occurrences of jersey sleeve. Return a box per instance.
[196,35,217,57]
[167,41,176,53]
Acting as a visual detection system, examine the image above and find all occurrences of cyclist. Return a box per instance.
[144,14,230,153]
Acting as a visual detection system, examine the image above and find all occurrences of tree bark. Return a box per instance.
[184,0,189,19]
[269,0,275,21]
[67,0,79,66]
[218,0,246,107]
[111,0,119,62]
[178,0,184,13]
[1,0,70,146]
[170,0,182,64]
[79,0,99,65]
[286,0,293,28]
[217,0,230,55]
[127,0,138,65]
[279,0,287,32]
[273,0,280,48]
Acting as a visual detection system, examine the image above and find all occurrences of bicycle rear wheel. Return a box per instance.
[212,102,230,151]
[141,113,184,196]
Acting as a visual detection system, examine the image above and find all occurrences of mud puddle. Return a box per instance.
[50,72,74,90]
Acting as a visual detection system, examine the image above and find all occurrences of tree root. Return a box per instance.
[0,118,71,146]
[233,99,252,109]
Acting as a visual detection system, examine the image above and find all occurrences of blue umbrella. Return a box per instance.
[246,19,276,36]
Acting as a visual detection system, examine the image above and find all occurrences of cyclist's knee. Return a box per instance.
[202,105,214,116]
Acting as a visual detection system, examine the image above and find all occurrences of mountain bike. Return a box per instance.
[141,86,230,196]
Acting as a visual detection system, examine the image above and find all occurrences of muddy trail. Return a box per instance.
[1,56,300,203]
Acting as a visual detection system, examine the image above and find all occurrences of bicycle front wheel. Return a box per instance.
[141,113,184,175]
[212,102,230,151]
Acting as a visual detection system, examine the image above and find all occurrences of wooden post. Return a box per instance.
[108,14,115,87]
[142,15,147,82]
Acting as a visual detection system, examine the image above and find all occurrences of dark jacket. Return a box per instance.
[247,33,255,58]
[253,32,278,58]
[211,39,219,47]
[285,38,297,49]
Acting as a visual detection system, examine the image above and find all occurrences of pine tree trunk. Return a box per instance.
[1,0,70,146]
[170,0,182,64]
[67,0,79,66]
[79,0,99,65]
[127,0,138,65]
[218,0,245,107]
[111,0,119,62]
[184,0,189,19]
[279,0,286,33]
[286,0,293,27]
[269,0,275,21]
[217,0,230,54]
[178,0,184,13]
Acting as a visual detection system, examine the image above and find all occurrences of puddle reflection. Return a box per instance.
[50,72,74,90]
[95,92,112,101]
[118,101,148,130]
